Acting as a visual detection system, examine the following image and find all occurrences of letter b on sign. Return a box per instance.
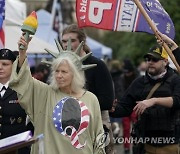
[89,1,112,24]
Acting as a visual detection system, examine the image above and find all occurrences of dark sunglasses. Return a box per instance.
[145,57,160,62]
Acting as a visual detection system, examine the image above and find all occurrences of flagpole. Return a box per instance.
[51,0,57,29]
[133,0,180,73]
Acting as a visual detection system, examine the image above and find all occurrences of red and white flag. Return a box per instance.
[76,0,175,39]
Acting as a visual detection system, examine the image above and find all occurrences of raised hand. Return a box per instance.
[17,33,32,67]
[156,31,178,50]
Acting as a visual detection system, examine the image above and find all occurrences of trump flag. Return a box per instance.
[76,0,175,39]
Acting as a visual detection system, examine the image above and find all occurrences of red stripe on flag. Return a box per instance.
[80,102,85,107]
[71,130,77,140]
[81,110,89,116]
[79,121,88,130]
[73,140,79,147]
[0,27,5,48]
[115,0,122,31]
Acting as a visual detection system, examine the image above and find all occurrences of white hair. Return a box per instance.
[49,57,85,93]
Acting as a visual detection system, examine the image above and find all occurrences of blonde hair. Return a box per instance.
[49,57,85,93]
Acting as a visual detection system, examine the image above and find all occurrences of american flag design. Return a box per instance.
[52,97,90,149]
[0,0,5,48]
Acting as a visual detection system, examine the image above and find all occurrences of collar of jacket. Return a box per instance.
[144,66,174,84]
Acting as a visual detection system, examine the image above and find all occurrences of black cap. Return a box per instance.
[0,48,17,62]
[123,59,134,73]
[144,45,168,60]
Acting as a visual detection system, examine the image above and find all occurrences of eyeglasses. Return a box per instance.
[145,57,160,63]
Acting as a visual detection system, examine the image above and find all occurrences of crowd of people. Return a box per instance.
[0,22,180,154]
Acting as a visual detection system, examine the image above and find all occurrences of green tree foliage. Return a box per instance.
[101,0,180,66]
[102,32,155,65]
[160,0,180,43]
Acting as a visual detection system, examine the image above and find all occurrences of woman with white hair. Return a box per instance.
[9,35,106,154]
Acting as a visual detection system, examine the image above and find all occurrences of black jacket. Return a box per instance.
[110,67,180,141]
[173,47,180,65]
[110,67,180,116]
[0,87,31,154]
[83,56,114,110]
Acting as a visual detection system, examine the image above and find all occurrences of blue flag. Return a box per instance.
[136,0,175,39]
[0,0,5,29]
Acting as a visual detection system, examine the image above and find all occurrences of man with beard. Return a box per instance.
[110,45,180,154]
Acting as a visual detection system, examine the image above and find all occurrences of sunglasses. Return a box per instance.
[145,57,161,62]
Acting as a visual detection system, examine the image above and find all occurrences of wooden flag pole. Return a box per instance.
[133,0,180,73]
